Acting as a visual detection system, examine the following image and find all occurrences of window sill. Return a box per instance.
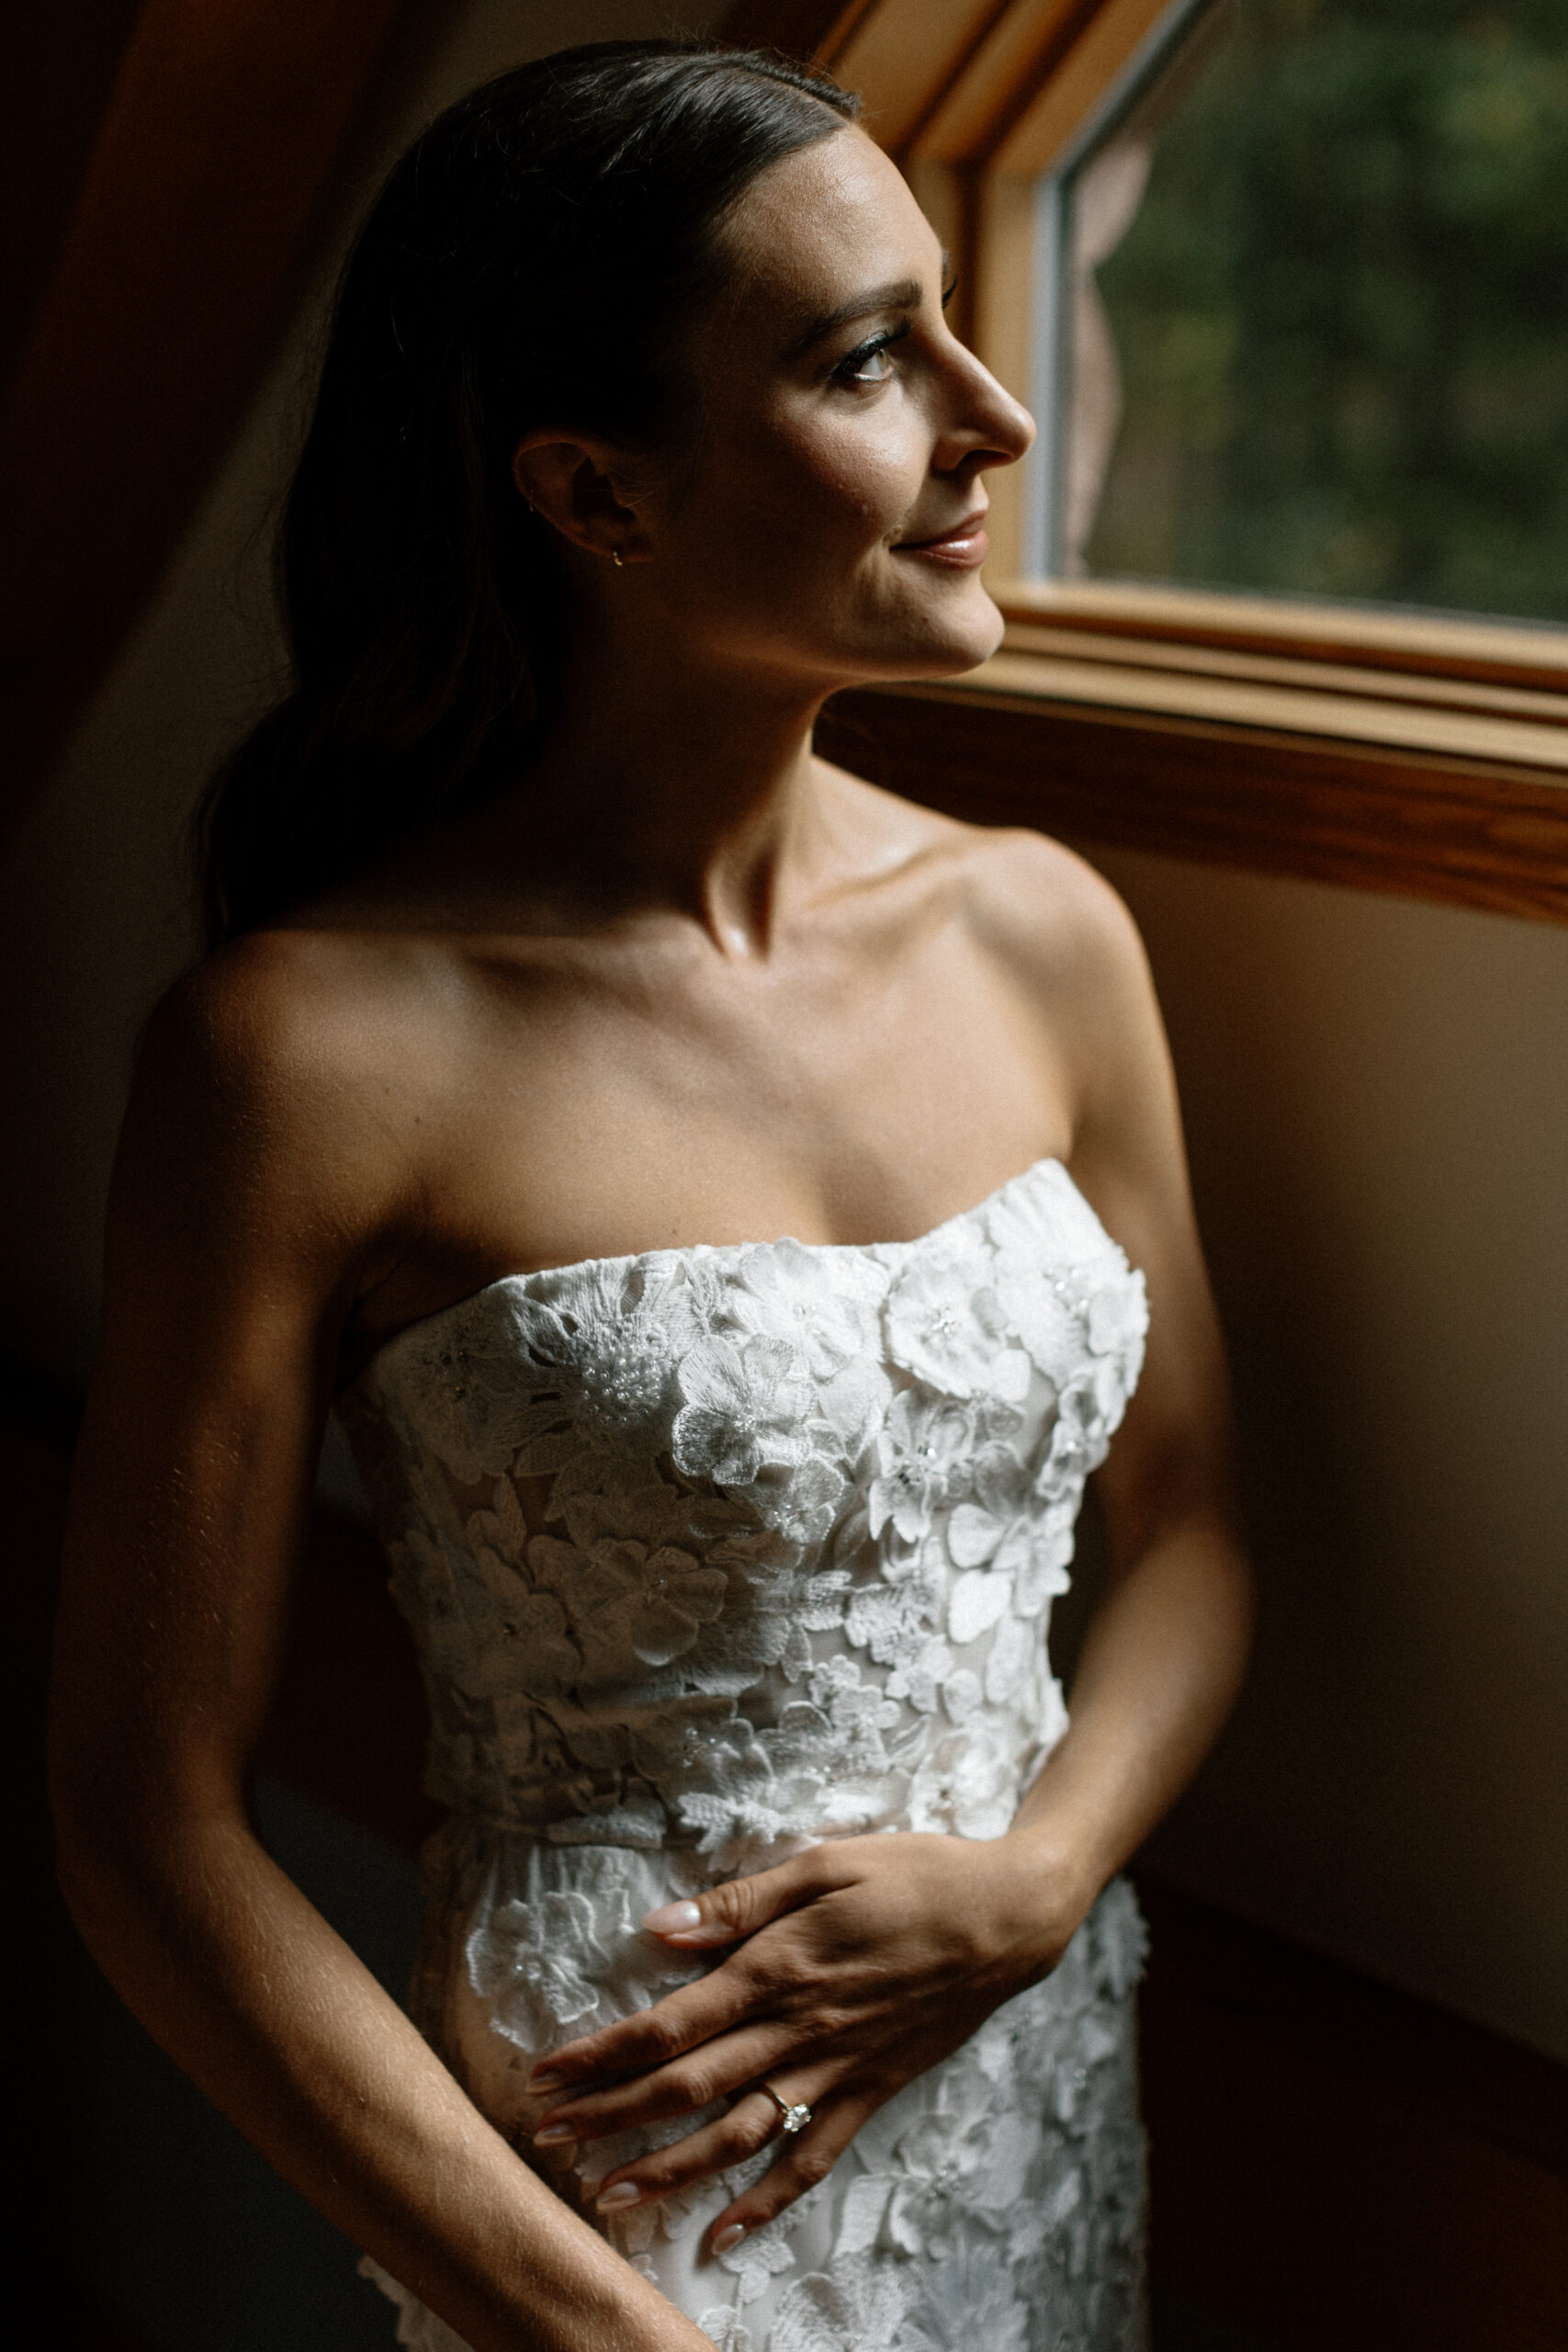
[975,640,1568,772]
[818,588,1568,923]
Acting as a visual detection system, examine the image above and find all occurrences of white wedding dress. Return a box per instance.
[339,1157,1151,2352]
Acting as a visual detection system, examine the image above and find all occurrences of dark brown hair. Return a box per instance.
[197,40,858,946]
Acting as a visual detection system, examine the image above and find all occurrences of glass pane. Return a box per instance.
[1063,0,1568,624]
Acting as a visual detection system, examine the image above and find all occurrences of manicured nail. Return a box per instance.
[528,2068,564,2091]
[642,1900,703,1934]
[596,2181,642,2211]
[534,2123,576,2146]
[712,2223,746,2255]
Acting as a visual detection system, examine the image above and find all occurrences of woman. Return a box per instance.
[51,40,1251,2352]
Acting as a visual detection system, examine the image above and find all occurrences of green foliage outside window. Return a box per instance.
[1084,0,1568,621]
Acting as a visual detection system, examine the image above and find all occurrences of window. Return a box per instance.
[1043,0,1568,624]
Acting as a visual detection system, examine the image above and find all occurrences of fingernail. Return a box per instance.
[713,2223,747,2255]
[642,1900,703,1934]
[534,2124,576,2146]
[596,2181,642,2211]
[528,2068,564,2091]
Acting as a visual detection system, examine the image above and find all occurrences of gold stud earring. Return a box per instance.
[612,547,624,568]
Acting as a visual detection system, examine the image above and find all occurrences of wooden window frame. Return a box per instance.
[729,0,1568,922]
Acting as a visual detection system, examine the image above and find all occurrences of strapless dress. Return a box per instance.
[338,1157,1151,2350]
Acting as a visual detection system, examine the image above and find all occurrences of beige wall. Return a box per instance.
[5,2,1564,2060]
[1095,849,1568,2060]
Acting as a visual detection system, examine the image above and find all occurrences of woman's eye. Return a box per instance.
[833,326,908,386]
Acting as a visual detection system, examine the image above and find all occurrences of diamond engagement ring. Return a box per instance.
[761,2084,813,2136]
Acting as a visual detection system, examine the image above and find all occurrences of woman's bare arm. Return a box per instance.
[49,944,712,2352]
[888,844,1252,1895]
[1001,837,1253,1883]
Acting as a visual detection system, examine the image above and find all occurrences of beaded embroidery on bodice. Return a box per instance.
[340,1157,1152,2352]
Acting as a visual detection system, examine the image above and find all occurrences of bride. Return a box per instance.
[51,40,1251,2352]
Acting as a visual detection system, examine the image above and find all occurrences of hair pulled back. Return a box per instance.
[197,40,858,946]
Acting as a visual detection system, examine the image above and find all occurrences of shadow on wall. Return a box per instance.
[1094,846,1568,2061]
[50,1781,420,2351]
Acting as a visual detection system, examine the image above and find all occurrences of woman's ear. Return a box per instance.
[512,431,652,566]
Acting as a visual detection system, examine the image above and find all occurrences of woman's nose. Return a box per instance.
[940,349,1036,472]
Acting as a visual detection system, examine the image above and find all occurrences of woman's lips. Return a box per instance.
[890,510,988,569]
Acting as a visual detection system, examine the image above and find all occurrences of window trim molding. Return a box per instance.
[994,578,1568,694]
[990,582,1568,770]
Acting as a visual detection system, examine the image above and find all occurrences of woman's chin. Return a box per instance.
[800,582,1007,693]
[888,595,1007,681]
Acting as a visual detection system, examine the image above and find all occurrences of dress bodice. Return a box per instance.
[340,1158,1148,1880]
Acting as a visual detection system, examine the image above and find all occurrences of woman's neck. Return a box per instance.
[483,614,847,956]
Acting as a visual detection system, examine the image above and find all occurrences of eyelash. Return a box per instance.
[832,321,912,386]
[829,283,958,387]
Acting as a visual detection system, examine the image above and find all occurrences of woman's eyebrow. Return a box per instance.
[788,274,927,355]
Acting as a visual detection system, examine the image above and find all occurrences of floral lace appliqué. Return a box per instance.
[341,1159,1151,2352]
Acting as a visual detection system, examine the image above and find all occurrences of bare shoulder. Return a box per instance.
[959,826,1183,1172]
[953,823,1148,994]
[144,926,446,1127]
[823,763,1147,982]
[854,796,1173,1159]
[120,928,462,1282]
